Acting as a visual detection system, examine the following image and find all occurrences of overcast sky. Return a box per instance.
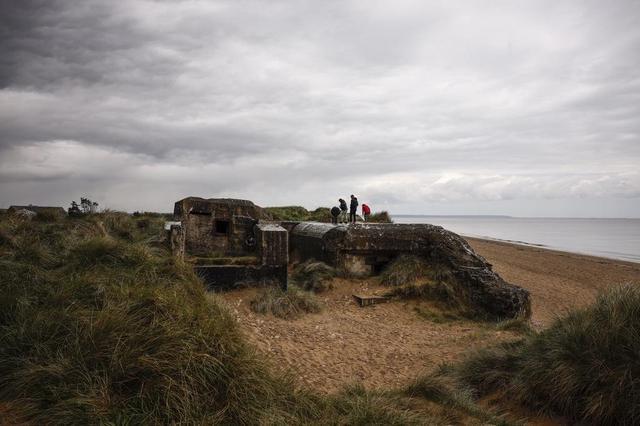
[1,0,639,217]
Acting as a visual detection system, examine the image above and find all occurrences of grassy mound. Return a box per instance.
[455,284,640,425]
[250,285,322,319]
[292,260,337,292]
[0,215,308,423]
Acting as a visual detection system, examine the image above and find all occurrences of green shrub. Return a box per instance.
[250,285,322,319]
[292,260,336,292]
[457,284,640,425]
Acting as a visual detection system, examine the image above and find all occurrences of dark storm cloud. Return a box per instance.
[0,0,639,215]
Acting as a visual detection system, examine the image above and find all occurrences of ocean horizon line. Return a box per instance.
[391,214,640,220]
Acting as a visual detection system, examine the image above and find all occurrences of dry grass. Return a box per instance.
[455,284,640,424]
[380,255,430,286]
[250,285,322,319]
[292,260,337,292]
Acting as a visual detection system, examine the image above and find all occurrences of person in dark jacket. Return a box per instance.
[330,206,341,224]
[349,194,358,223]
[338,198,348,223]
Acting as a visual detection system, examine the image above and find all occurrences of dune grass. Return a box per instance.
[291,259,337,292]
[264,206,314,221]
[250,285,322,319]
[405,371,511,425]
[0,214,309,423]
[380,255,453,287]
[454,283,640,425]
[265,205,392,223]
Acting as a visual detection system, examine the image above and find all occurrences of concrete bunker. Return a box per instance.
[170,197,288,290]
[169,198,530,319]
[290,222,531,319]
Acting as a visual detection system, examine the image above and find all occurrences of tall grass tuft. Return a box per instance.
[250,285,322,319]
[292,260,336,292]
[380,254,450,287]
[456,284,640,425]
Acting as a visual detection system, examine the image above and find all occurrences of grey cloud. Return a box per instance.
[0,0,639,215]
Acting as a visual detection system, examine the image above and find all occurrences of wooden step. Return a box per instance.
[352,294,389,307]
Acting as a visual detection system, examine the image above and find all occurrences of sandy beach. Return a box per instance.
[468,237,640,326]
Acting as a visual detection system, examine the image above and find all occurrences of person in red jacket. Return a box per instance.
[362,203,371,222]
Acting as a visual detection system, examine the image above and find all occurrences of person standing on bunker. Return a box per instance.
[339,198,348,223]
[330,206,341,224]
[349,194,358,223]
[362,203,371,222]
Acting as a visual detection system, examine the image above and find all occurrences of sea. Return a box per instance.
[392,215,640,263]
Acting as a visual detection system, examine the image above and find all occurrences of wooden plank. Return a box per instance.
[352,294,389,307]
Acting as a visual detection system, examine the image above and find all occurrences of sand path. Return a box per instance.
[218,278,517,393]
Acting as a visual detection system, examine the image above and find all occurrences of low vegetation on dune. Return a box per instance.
[250,285,322,319]
[264,205,332,222]
[291,259,337,292]
[447,283,640,425]
[380,254,432,286]
[265,205,393,223]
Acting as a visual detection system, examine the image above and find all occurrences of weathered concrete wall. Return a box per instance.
[289,222,346,265]
[174,197,264,219]
[174,197,263,256]
[229,215,257,256]
[8,205,66,217]
[169,224,185,259]
[255,223,288,266]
